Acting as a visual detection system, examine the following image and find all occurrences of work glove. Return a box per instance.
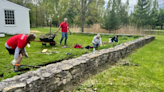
[11,59,17,65]
[27,44,31,48]
[69,31,71,35]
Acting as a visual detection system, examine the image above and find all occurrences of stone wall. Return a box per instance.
[0,36,155,92]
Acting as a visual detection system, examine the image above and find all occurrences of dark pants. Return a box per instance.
[6,47,22,55]
[6,47,15,55]
[93,43,100,48]
[112,39,118,42]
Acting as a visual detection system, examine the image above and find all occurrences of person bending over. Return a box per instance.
[5,33,36,72]
[92,34,102,48]
[111,35,118,42]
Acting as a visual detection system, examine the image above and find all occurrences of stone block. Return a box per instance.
[3,83,26,92]
[26,76,40,84]
[70,67,81,75]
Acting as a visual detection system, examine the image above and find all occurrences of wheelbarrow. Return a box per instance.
[35,33,57,46]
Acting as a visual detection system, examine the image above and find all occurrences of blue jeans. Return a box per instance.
[60,32,68,45]
[93,43,100,48]
[112,38,118,42]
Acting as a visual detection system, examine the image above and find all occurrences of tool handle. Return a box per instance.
[15,64,21,66]
[33,40,56,43]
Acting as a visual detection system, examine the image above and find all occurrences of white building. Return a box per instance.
[0,0,30,35]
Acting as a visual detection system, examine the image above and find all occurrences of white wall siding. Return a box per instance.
[0,0,4,33]
[0,0,30,35]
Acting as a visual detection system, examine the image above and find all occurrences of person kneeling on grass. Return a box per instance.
[92,34,103,48]
[5,33,36,72]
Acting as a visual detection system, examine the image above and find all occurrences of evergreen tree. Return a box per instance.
[132,0,152,28]
[119,0,129,26]
[101,0,128,31]
[157,8,164,29]
[150,0,159,29]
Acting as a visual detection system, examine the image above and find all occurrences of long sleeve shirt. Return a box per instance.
[92,36,102,45]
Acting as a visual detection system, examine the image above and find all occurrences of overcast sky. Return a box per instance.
[104,0,164,12]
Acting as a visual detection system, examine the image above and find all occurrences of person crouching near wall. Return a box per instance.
[5,33,36,72]
[111,35,118,42]
[92,34,103,49]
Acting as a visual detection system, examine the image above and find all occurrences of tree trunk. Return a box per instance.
[161,25,163,30]
[36,6,38,28]
[81,16,85,33]
[81,0,84,33]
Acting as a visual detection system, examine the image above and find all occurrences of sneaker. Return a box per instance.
[11,59,16,65]
[13,66,18,72]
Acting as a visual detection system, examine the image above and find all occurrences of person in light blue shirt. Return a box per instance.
[92,34,102,48]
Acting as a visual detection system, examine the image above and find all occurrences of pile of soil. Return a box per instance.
[39,33,56,39]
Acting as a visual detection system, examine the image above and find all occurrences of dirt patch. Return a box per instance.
[116,59,139,66]
[0,74,3,78]
[31,30,41,33]
[38,56,74,66]
[18,68,30,72]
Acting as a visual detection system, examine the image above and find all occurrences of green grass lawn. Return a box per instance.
[0,27,137,81]
[74,35,164,92]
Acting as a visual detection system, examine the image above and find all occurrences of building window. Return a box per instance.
[4,10,15,25]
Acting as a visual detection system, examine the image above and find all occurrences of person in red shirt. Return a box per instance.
[5,33,36,72]
[56,18,71,45]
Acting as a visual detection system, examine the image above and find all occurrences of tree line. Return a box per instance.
[9,0,164,32]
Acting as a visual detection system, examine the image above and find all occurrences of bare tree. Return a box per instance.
[71,0,93,32]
